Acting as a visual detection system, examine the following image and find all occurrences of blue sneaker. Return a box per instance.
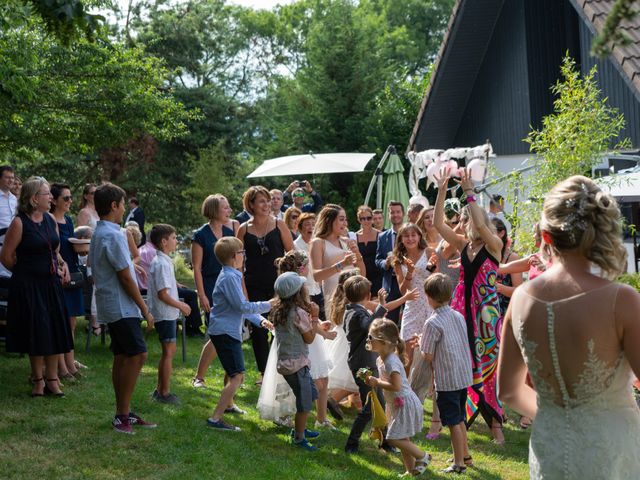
[207,418,241,431]
[293,438,318,452]
[290,428,320,439]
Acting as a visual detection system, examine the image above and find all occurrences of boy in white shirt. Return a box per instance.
[148,224,191,404]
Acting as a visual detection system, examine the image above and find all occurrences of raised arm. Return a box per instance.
[498,255,532,275]
[433,169,466,251]
[457,168,503,258]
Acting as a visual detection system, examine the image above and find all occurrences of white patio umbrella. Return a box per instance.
[247,152,376,178]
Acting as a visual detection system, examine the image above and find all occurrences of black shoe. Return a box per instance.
[380,442,399,454]
[344,444,359,454]
[327,397,344,421]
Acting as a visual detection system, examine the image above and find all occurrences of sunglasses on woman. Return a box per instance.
[359,216,372,221]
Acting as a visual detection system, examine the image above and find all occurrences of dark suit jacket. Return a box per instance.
[282,191,323,213]
[235,210,251,224]
[130,207,146,245]
[375,228,401,321]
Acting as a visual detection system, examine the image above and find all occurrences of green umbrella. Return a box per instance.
[382,153,410,229]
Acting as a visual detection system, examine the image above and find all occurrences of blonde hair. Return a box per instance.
[344,275,371,303]
[125,221,142,247]
[328,269,359,326]
[214,236,243,265]
[461,205,495,241]
[369,318,407,366]
[242,186,270,215]
[284,206,302,230]
[201,194,226,220]
[18,176,48,215]
[313,204,344,239]
[541,175,626,279]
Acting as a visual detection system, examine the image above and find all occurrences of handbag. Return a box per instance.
[63,271,85,289]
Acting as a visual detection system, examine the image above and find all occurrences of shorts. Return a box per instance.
[155,320,177,343]
[436,388,468,427]
[210,334,245,377]
[283,366,318,413]
[109,317,147,356]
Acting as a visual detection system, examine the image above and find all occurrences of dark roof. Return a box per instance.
[409,0,640,153]
[571,0,640,94]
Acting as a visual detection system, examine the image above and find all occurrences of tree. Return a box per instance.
[591,0,638,57]
[507,55,629,251]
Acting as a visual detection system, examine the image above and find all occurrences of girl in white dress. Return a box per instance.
[499,175,640,479]
[366,318,431,476]
[309,205,366,406]
[391,224,435,369]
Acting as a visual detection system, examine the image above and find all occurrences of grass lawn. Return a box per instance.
[0,317,530,480]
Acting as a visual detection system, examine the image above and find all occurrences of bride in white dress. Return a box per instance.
[498,176,640,479]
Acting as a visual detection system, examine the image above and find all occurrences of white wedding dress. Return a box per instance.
[511,282,640,479]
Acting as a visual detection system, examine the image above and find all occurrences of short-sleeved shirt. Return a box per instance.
[420,305,473,391]
[89,220,141,324]
[276,307,313,375]
[148,250,179,322]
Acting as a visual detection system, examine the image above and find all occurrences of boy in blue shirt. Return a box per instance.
[90,183,156,434]
[206,237,274,431]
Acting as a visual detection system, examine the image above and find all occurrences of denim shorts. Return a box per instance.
[155,320,177,343]
[436,388,467,427]
[210,334,245,377]
[109,317,147,356]
[283,366,318,413]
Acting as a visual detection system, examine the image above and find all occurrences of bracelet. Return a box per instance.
[335,261,344,272]
[466,195,477,203]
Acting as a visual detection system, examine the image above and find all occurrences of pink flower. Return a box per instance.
[394,396,405,409]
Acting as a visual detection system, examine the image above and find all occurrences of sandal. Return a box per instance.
[412,453,432,475]
[30,377,44,397]
[425,420,441,440]
[44,378,65,397]
[442,464,466,474]
[519,416,532,429]
[447,455,473,467]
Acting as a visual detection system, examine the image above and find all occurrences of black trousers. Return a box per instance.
[176,287,202,334]
[345,368,386,449]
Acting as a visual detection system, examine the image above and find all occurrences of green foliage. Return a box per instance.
[591,0,638,57]
[618,273,640,293]
[507,55,629,251]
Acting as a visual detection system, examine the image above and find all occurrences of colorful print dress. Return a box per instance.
[451,244,503,427]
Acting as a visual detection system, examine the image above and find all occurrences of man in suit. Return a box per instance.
[126,197,146,245]
[374,201,405,324]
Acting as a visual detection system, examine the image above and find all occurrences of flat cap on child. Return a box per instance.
[274,272,306,299]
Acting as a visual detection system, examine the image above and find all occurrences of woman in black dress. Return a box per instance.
[237,186,293,383]
[355,205,382,295]
[2,177,73,397]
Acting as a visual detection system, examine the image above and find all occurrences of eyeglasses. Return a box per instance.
[293,192,305,198]
[359,216,372,221]
[62,195,73,202]
[450,220,459,225]
[235,250,246,256]
[257,237,270,256]
[290,215,300,220]
[366,334,386,343]
[36,191,51,196]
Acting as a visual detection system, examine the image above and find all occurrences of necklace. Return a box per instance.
[466,241,484,261]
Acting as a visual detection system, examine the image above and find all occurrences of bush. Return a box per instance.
[618,273,640,292]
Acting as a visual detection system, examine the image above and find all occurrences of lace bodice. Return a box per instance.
[511,282,640,479]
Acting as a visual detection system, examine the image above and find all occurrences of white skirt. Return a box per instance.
[256,336,296,421]
[326,326,358,392]
[309,334,332,380]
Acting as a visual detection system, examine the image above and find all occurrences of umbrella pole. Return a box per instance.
[364,145,394,208]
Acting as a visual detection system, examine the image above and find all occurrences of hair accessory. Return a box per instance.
[560,183,589,243]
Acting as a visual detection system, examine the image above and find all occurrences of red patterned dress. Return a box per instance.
[451,244,503,427]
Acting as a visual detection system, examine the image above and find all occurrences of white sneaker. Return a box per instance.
[192,378,206,389]
[314,420,337,430]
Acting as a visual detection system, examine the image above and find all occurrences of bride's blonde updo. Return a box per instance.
[540,175,626,279]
